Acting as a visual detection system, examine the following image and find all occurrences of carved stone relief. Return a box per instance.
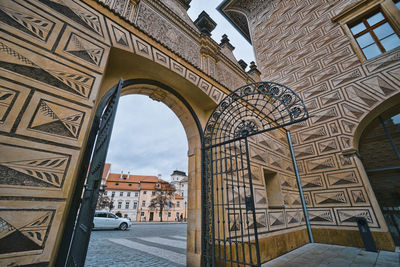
[135,2,201,68]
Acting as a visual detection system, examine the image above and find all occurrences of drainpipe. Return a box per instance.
[138,181,141,222]
[286,130,314,243]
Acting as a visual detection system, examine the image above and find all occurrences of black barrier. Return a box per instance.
[356,217,378,252]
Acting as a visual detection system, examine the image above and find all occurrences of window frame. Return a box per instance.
[349,9,398,57]
[333,0,400,62]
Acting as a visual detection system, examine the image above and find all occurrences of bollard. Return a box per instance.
[356,217,377,252]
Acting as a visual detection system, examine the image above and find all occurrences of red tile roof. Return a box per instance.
[107,173,159,182]
[102,163,111,179]
[105,172,174,192]
[175,193,184,200]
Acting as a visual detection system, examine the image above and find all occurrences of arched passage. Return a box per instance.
[56,44,220,266]
[358,103,400,247]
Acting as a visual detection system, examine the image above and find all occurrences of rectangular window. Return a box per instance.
[152,191,156,196]
[120,192,123,196]
[143,191,147,195]
[177,201,180,208]
[127,192,131,197]
[118,202,122,209]
[349,10,400,59]
[141,212,144,216]
[111,191,115,197]
[125,202,129,209]
[159,212,162,217]
[142,200,146,207]
[133,202,137,209]
[176,212,179,218]
[135,192,139,197]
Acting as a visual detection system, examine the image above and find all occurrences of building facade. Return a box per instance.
[170,170,188,219]
[219,0,400,259]
[0,0,399,266]
[102,170,186,222]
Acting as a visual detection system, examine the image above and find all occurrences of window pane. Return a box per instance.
[366,12,385,26]
[381,34,400,51]
[351,22,366,35]
[356,33,375,48]
[374,23,395,40]
[362,44,381,59]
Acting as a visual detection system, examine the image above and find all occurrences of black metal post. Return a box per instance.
[286,130,314,243]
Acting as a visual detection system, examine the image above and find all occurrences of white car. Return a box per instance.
[93,211,131,230]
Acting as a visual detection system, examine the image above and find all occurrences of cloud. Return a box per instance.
[106,95,188,180]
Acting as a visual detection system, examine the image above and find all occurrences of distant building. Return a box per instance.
[104,170,185,222]
[170,170,188,220]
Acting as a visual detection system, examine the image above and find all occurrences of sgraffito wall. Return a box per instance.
[245,0,400,250]
[0,0,243,265]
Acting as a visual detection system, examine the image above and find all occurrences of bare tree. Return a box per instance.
[96,191,114,211]
[96,191,111,210]
[148,182,176,222]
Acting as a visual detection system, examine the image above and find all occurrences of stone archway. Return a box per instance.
[93,46,219,265]
[119,79,204,266]
[357,103,400,247]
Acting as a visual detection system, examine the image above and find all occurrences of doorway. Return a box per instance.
[359,107,400,246]
[149,212,154,221]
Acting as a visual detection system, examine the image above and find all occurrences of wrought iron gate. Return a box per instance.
[201,82,309,266]
[58,79,123,267]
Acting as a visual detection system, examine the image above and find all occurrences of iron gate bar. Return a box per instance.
[66,78,123,267]
[56,79,124,266]
[244,137,261,265]
[202,81,309,267]
[287,130,314,243]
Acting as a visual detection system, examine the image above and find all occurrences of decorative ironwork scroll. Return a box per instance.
[201,81,309,266]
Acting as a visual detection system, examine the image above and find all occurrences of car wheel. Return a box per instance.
[119,222,128,231]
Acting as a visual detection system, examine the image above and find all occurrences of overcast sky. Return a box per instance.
[105,0,255,180]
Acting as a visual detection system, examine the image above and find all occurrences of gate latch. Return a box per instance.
[245,195,255,211]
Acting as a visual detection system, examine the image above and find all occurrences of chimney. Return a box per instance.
[220,34,234,51]
[128,171,130,178]
[194,11,217,37]
[120,171,123,180]
[247,61,261,81]
[238,59,247,71]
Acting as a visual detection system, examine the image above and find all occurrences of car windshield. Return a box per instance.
[107,213,117,218]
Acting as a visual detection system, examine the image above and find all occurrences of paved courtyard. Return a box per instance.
[85,222,187,266]
[262,243,400,267]
[86,223,399,267]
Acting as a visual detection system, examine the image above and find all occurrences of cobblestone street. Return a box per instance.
[85,223,187,267]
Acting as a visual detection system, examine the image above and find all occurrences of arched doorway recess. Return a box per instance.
[358,104,400,247]
[58,77,207,266]
[201,81,310,266]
